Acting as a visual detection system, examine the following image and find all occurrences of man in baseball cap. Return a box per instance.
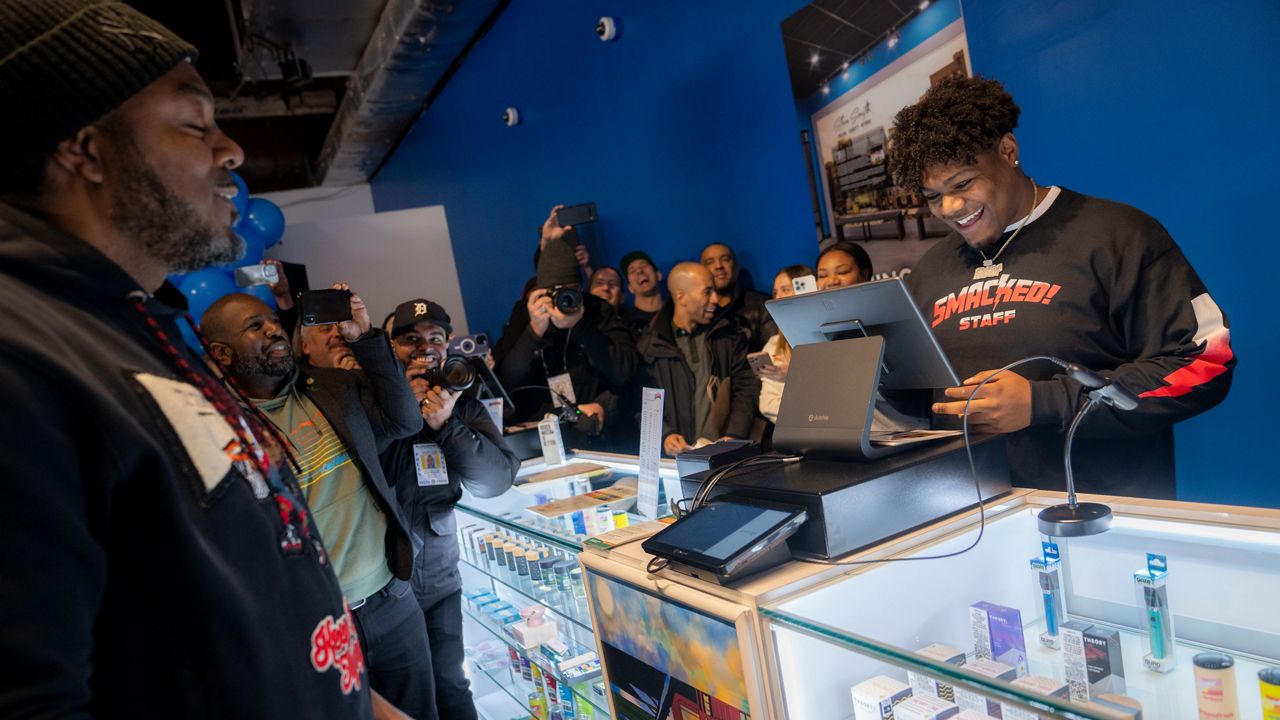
[0,2,406,717]
[381,298,518,720]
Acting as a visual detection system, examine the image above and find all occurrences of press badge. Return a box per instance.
[547,373,576,409]
[413,443,448,486]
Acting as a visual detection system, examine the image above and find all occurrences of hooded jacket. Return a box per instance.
[636,302,761,444]
[0,204,372,719]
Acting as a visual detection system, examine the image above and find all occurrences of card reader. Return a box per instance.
[642,496,806,585]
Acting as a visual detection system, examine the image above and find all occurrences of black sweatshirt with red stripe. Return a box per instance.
[908,188,1235,498]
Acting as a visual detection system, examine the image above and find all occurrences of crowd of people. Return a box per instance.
[0,2,1234,718]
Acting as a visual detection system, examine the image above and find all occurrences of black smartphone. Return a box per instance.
[299,289,352,326]
[556,202,597,227]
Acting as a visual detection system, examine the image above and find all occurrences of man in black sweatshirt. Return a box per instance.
[893,76,1235,499]
[0,1,403,717]
[380,298,520,720]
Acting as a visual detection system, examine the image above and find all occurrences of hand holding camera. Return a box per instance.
[330,282,370,342]
[409,376,459,431]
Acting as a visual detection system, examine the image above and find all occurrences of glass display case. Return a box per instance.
[761,491,1280,720]
[453,451,682,720]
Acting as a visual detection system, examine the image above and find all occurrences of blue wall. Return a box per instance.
[960,0,1280,506]
[374,0,1279,506]
[373,0,815,340]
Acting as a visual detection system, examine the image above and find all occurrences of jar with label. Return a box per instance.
[1194,652,1239,720]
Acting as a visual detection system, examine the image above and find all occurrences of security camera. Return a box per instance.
[595,16,618,42]
[502,107,520,127]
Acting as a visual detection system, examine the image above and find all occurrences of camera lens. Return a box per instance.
[458,338,476,355]
[425,355,475,392]
[553,286,582,313]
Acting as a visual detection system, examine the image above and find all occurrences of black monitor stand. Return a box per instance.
[773,334,933,459]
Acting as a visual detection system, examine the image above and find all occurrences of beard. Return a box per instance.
[104,128,244,274]
[230,350,294,379]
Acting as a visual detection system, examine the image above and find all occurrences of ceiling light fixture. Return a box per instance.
[918,0,931,10]
[810,51,820,66]
[821,83,830,95]
[887,32,900,49]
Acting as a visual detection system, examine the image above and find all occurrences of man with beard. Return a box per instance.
[637,263,760,456]
[201,287,435,718]
[379,298,519,720]
[699,242,776,351]
[0,2,405,717]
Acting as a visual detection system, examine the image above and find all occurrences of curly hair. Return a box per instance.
[888,75,1021,190]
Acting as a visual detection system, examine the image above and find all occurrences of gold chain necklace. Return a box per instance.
[974,179,1039,280]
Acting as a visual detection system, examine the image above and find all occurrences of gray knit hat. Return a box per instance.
[0,0,197,182]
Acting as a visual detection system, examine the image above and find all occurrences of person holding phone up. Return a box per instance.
[200,284,437,719]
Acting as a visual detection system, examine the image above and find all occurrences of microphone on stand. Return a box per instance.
[1036,361,1140,537]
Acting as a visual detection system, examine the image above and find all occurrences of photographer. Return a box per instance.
[380,298,519,720]
[494,206,639,452]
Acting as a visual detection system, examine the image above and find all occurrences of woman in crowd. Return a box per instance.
[815,241,874,290]
[757,264,811,423]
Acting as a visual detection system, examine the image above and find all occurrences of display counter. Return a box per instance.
[452,451,684,720]
[454,451,1280,720]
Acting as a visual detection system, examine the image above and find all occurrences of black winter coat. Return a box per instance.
[493,293,639,449]
[381,394,519,607]
[636,302,761,445]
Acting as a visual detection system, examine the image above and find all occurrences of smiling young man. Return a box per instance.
[894,76,1235,498]
[700,242,776,351]
[620,250,665,335]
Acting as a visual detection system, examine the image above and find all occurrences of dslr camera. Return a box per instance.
[549,285,583,314]
[416,355,476,393]
[447,333,489,358]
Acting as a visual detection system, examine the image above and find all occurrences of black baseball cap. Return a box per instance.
[619,250,656,277]
[391,299,452,336]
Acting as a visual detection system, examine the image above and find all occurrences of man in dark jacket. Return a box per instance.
[202,289,435,719]
[494,207,640,452]
[0,2,403,717]
[638,263,761,456]
[380,298,520,720]
[700,242,777,351]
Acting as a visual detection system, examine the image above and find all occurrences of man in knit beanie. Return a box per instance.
[0,2,409,718]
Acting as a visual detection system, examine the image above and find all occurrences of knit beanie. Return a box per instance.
[0,0,197,182]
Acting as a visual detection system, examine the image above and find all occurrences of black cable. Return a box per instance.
[798,355,1060,567]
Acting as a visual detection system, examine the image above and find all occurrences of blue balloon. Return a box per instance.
[241,282,278,311]
[179,268,238,323]
[235,221,266,266]
[230,171,250,218]
[244,197,286,249]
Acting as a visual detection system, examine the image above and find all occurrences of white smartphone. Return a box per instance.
[747,351,775,375]
[234,263,280,287]
[791,274,817,295]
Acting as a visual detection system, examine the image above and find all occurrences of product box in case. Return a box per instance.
[1000,675,1069,720]
[954,658,1016,719]
[970,601,1028,677]
[908,643,968,702]
[895,694,960,720]
[1084,626,1126,695]
[1060,620,1093,702]
[851,675,912,720]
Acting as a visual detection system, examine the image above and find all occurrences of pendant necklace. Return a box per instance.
[973,179,1039,281]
